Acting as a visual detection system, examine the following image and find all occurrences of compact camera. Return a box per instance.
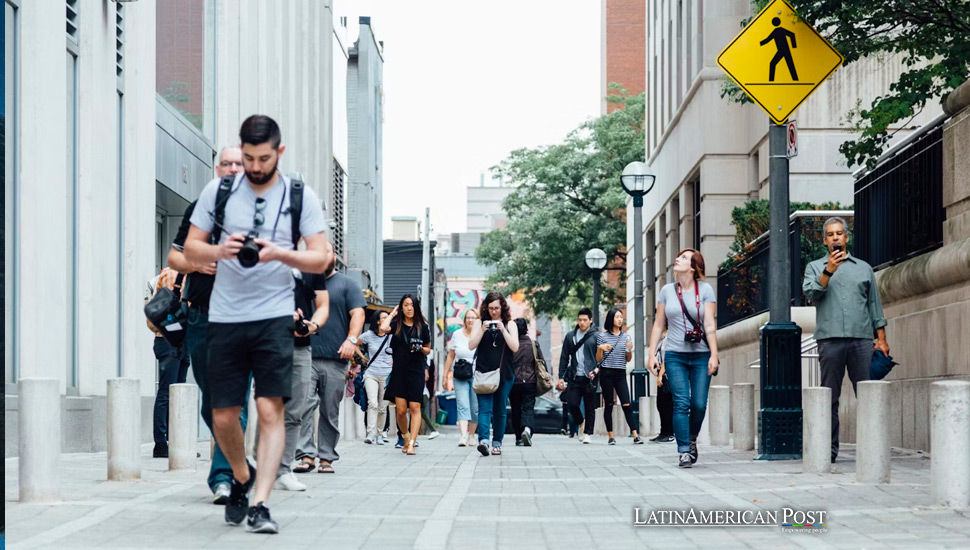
[409,341,424,353]
[484,320,501,331]
[237,230,263,268]
[684,329,705,344]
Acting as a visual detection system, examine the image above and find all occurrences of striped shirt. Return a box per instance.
[595,331,631,370]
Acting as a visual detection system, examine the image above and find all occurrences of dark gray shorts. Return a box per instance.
[206,316,294,409]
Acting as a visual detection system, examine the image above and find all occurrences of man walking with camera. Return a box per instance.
[294,241,366,474]
[168,145,244,504]
[803,217,889,464]
[184,115,329,534]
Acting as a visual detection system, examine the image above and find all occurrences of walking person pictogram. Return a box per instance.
[760,17,798,81]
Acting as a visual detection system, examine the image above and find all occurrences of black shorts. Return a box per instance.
[206,316,294,409]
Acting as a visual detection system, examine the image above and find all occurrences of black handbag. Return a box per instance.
[144,274,189,347]
[453,359,474,381]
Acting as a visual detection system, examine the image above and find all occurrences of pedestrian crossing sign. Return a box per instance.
[716,0,844,125]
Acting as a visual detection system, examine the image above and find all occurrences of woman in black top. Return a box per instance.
[468,291,520,457]
[380,294,431,455]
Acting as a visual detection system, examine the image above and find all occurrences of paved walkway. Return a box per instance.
[5,429,970,549]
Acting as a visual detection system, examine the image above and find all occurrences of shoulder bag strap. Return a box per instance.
[289,176,304,249]
[211,175,236,244]
[365,335,390,370]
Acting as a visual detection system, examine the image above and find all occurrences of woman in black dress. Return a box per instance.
[380,294,431,455]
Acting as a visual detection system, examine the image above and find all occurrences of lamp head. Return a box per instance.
[620,161,656,198]
[585,248,608,271]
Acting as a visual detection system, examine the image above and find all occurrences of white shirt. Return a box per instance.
[448,329,476,364]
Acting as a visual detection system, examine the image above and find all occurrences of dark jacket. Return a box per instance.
[558,328,598,381]
[512,336,545,385]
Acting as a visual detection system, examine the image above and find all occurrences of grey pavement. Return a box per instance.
[5,428,970,550]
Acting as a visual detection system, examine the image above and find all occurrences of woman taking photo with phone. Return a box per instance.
[380,294,431,455]
[444,308,480,446]
[594,308,644,445]
[647,249,718,468]
[468,291,519,457]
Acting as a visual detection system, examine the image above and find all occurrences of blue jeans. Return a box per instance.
[477,378,514,446]
[186,307,249,490]
[664,351,712,453]
[453,377,478,422]
[152,337,190,444]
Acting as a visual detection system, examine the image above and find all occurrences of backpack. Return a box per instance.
[211,173,304,248]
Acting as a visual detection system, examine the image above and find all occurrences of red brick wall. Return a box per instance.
[156,1,206,122]
[605,0,646,113]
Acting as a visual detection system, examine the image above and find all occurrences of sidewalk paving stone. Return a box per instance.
[5,429,970,549]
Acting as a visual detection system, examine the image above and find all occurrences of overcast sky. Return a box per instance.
[338,1,603,238]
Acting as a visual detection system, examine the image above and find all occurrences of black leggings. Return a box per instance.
[599,368,634,433]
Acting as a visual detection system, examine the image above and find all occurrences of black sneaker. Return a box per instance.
[477,441,490,457]
[608,437,616,445]
[245,502,279,534]
[152,442,168,458]
[689,438,698,464]
[633,436,644,445]
[225,463,257,526]
[515,439,524,447]
[521,427,533,447]
[678,453,693,468]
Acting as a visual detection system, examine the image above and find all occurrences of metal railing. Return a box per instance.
[717,210,853,328]
[853,120,945,270]
[747,335,821,388]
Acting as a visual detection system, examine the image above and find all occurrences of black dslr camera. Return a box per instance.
[409,341,423,354]
[237,230,263,268]
[685,327,705,344]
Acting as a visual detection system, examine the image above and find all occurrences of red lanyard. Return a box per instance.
[676,282,701,333]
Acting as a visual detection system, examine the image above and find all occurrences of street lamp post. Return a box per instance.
[621,161,656,433]
[585,248,607,329]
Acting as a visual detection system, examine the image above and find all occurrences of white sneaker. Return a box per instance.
[458,434,468,447]
[581,434,591,444]
[375,434,385,446]
[428,431,440,440]
[381,431,389,443]
[212,483,231,505]
[274,472,307,492]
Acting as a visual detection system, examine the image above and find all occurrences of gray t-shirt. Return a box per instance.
[310,272,367,360]
[574,329,590,377]
[189,173,327,323]
[658,281,716,354]
[359,330,393,379]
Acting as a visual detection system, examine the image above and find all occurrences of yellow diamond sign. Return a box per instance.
[717,0,844,125]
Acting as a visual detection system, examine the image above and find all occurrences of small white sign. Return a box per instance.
[786,121,798,158]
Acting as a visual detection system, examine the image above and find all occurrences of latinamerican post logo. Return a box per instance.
[634,508,828,533]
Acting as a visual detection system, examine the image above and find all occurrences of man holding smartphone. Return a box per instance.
[802,217,890,464]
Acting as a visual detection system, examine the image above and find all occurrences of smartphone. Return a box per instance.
[833,245,843,252]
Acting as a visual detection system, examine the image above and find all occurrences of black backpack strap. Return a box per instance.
[211,175,236,244]
[289,176,304,249]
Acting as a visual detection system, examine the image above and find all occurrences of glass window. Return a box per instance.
[67,49,78,388]
[4,0,16,383]
[156,0,215,136]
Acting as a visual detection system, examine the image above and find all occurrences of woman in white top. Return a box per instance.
[358,311,394,445]
[444,309,480,446]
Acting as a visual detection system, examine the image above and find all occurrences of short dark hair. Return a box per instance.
[369,310,386,334]
[239,115,282,149]
[577,307,593,319]
[514,318,528,335]
[604,308,624,333]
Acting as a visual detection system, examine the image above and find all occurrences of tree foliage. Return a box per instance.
[475,87,645,318]
[721,0,970,169]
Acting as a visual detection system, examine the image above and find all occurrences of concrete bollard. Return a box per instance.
[107,378,141,480]
[649,394,661,436]
[18,378,61,503]
[732,383,755,451]
[638,396,650,436]
[856,381,891,483]
[168,384,199,471]
[709,386,730,446]
[802,386,832,474]
[930,380,970,509]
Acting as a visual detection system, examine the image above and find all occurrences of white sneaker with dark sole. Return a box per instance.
[678,453,693,468]
[521,428,532,447]
[212,483,231,505]
[581,434,591,444]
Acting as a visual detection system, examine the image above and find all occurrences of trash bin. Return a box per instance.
[437,392,457,425]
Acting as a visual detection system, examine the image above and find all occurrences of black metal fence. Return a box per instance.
[717,213,853,329]
[854,124,945,270]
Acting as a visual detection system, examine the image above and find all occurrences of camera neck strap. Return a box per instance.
[676,282,702,334]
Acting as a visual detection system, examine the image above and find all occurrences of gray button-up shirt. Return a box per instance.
[802,253,887,341]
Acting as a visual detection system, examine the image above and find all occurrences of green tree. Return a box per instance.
[721,1,969,169]
[476,86,644,318]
